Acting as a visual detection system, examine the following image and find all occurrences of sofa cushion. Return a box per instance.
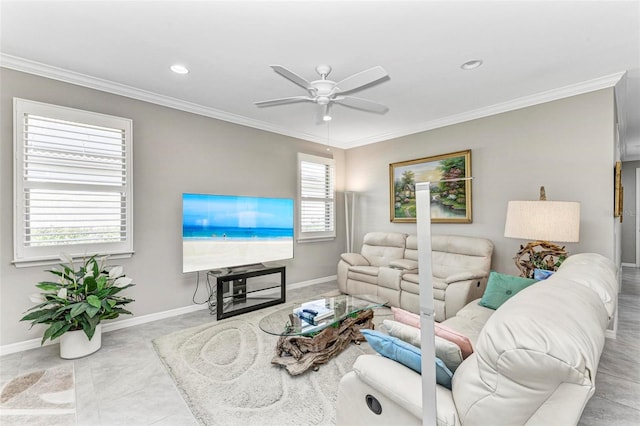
[348,266,379,285]
[404,234,419,261]
[383,319,464,372]
[400,277,420,294]
[360,232,407,267]
[436,299,494,346]
[479,271,538,310]
[453,298,494,324]
[431,235,493,280]
[432,276,448,291]
[360,329,453,389]
[402,272,419,284]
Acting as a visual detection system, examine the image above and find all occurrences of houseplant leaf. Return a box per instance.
[69,302,89,318]
[36,282,60,291]
[86,295,101,308]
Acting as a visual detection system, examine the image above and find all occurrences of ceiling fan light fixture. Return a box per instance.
[170,64,189,74]
[461,59,483,70]
[322,103,332,121]
[255,64,390,123]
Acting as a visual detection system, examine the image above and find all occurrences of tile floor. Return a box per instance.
[0,281,337,425]
[578,266,640,425]
[1,269,639,425]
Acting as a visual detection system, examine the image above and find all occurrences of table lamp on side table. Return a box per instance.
[504,186,580,278]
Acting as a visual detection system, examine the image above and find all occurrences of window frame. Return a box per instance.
[13,98,134,267]
[297,152,336,242]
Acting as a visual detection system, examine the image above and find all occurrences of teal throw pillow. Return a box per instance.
[479,271,538,310]
[360,329,453,389]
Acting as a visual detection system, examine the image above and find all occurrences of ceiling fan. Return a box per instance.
[254,64,390,123]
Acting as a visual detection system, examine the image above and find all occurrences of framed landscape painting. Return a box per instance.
[389,150,472,223]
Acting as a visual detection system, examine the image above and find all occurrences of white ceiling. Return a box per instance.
[1,0,639,156]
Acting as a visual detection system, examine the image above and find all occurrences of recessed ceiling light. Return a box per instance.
[461,59,483,70]
[170,64,189,75]
[323,115,332,122]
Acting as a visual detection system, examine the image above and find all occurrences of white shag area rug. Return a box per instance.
[153,304,390,426]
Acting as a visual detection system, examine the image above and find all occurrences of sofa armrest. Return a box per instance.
[353,355,423,419]
[340,252,370,267]
[350,355,460,425]
[389,259,419,272]
[444,270,488,284]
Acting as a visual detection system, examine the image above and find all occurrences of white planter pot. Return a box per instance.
[59,324,102,359]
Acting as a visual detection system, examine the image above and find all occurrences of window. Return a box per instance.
[298,153,335,241]
[13,98,133,265]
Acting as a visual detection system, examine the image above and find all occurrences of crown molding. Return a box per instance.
[342,71,626,149]
[1,53,624,150]
[0,53,329,145]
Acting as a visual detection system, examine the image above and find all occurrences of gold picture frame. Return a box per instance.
[614,161,623,222]
[389,150,472,223]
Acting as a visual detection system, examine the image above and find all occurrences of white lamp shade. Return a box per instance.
[504,200,580,243]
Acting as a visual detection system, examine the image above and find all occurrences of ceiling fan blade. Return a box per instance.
[270,65,313,91]
[334,96,389,114]
[254,96,313,107]
[335,66,389,95]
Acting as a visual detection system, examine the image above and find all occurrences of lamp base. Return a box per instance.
[514,240,568,278]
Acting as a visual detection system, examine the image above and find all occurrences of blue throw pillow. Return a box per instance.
[533,269,554,280]
[360,329,453,389]
[479,271,538,310]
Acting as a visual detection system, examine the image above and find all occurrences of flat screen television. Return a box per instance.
[182,193,294,273]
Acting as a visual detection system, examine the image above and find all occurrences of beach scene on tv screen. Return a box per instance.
[182,194,294,272]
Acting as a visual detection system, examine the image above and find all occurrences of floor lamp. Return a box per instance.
[344,191,356,253]
[416,177,471,426]
[416,182,437,426]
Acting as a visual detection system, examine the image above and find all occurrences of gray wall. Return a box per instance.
[622,160,640,264]
[0,69,620,347]
[345,89,617,275]
[0,68,346,346]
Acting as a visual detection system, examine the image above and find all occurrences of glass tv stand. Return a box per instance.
[208,265,285,320]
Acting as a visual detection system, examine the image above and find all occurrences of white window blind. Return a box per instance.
[13,98,133,265]
[298,153,335,241]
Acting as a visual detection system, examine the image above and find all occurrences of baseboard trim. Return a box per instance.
[288,275,337,289]
[0,275,337,357]
[621,262,637,268]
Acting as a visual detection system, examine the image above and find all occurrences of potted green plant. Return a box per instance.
[20,253,135,358]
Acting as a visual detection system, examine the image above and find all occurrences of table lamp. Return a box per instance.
[504,187,580,278]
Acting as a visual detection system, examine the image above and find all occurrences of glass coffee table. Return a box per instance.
[259,294,387,375]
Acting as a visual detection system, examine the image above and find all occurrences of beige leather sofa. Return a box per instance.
[337,232,494,320]
[336,253,618,426]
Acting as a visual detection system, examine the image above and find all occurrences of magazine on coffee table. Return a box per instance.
[293,299,335,326]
